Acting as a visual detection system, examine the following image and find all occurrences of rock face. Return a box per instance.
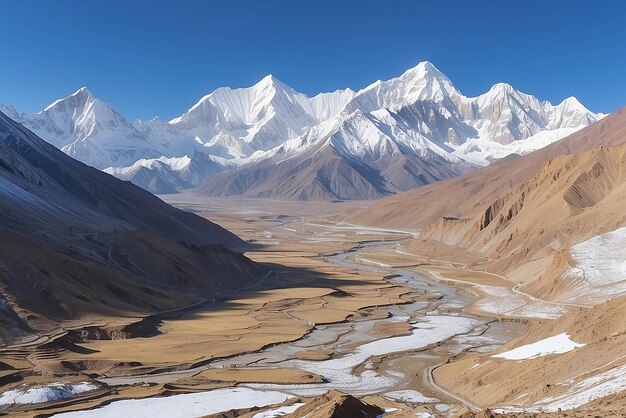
[286,391,384,418]
[0,111,265,345]
[3,62,602,198]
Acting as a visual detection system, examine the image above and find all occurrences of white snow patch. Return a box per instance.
[252,402,304,418]
[451,127,584,167]
[492,333,584,360]
[562,226,626,304]
[0,382,97,406]
[383,390,439,404]
[473,286,566,319]
[496,363,626,413]
[52,387,292,418]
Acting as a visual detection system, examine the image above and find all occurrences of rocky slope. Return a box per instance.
[348,106,626,229]
[437,295,626,413]
[0,112,265,345]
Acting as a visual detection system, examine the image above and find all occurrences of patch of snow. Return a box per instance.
[434,403,454,414]
[252,402,305,418]
[450,127,584,167]
[492,333,584,360]
[562,226,626,304]
[473,286,566,319]
[496,363,626,413]
[384,390,439,404]
[52,387,292,418]
[0,382,98,406]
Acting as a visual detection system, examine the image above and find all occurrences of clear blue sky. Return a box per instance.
[1,0,624,120]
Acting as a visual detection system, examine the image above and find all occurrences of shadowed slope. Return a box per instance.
[0,112,265,345]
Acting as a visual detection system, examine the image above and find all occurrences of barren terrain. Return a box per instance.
[1,196,623,417]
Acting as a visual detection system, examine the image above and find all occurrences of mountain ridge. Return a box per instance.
[3,62,604,198]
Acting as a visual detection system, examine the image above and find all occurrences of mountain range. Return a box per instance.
[347,105,626,303]
[2,62,604,199]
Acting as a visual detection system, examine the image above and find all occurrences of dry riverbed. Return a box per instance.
[1,197,536,417]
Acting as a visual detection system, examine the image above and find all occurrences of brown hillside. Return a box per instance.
[346,106,626,229]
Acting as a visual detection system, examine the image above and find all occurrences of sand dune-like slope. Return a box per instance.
[419,143,626,279]
[347,107,626,229]
[436,295,626,411]
[0,112,264,345]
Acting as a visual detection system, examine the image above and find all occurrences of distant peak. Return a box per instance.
[560,96,583,107]
[493,82,514,90]
[404,61,444,77]
[416,60,438,71]
[261,74,276,83]
[486,82,516,97]
[0,103,19,118]
[44,86,95,112]
[70,87,95,100]
[255,74,290,90]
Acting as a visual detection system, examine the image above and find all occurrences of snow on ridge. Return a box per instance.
[558,226,626,305]
[2,61,604,195]
[492,333,584,361]
[450,127,585,167]
[567,226,626,287]
[0,382,98,406]
[496,363,626,413]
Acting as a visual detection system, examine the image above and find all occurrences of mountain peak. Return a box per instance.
[353,60,459,109]
[489,82,514,93]
[75,86,92,95]
[67,86,95,102]
[402,61,445,79]
[255,74,290,91]
[43,86,95,112]
[479,82,517,102]
[558,96,584,108]
[415,60,440,72]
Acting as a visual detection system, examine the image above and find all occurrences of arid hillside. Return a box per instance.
[0,112,265,345]
[436,295,626,412]
[346,107,626,229]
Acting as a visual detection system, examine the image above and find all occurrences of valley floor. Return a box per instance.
[0,197,623,417]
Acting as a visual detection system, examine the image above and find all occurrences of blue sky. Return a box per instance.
[1,0,624,120]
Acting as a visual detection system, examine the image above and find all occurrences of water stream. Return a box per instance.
[99,235,523,403]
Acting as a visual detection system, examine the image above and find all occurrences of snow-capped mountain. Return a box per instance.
[6,88,163,169]
[104,151,233,194]
[1,61,604,199]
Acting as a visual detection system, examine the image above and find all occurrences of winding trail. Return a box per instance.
[427,362,481,412]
